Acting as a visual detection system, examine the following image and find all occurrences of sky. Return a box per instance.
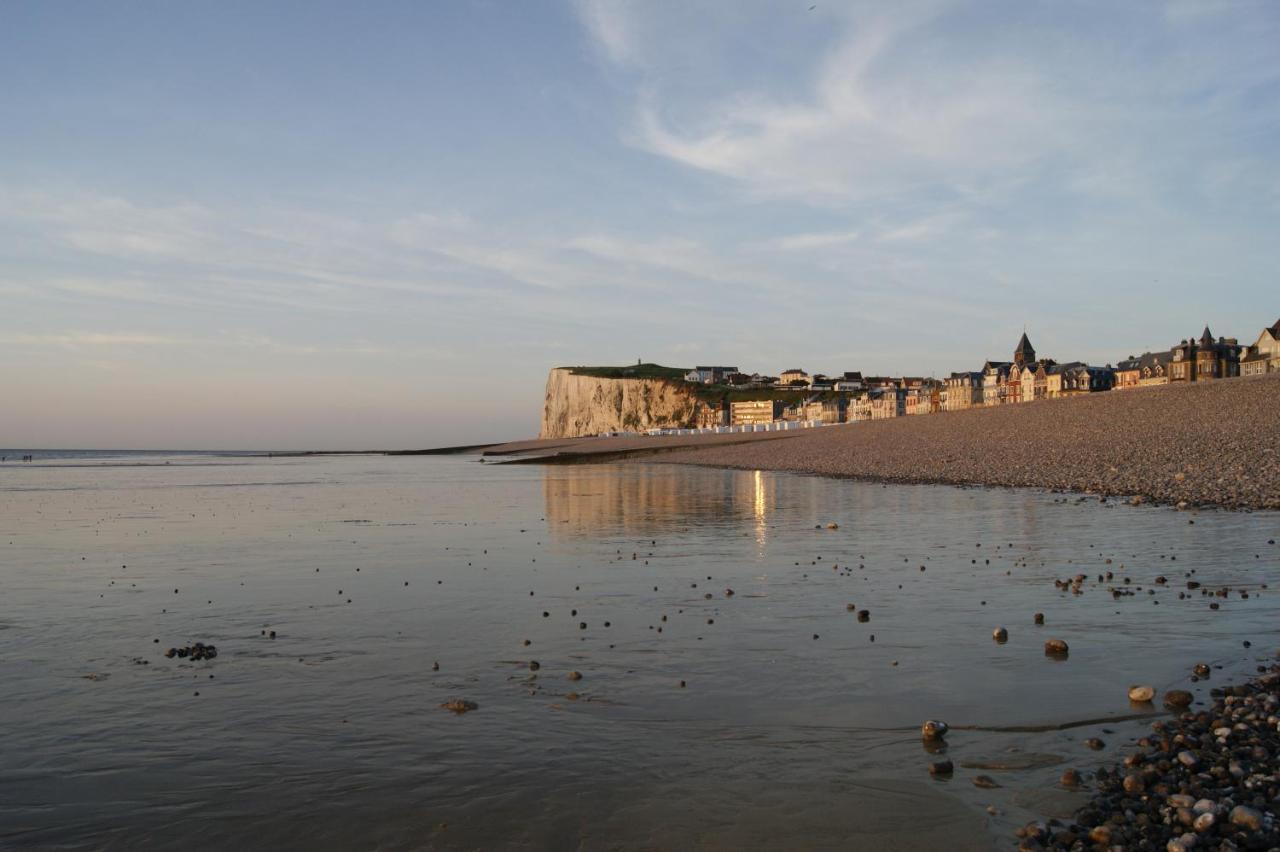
[2,0,1278,449]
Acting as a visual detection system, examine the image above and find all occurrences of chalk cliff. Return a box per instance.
[539,368,701,439]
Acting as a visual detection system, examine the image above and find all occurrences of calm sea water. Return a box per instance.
[1,453,1277,850]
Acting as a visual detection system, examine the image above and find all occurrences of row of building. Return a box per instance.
[687,318,1280,428]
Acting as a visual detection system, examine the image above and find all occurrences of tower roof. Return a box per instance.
[1200,325,1214,345]
[1013,331,1036,365]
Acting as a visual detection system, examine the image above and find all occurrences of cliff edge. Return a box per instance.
[539,367,701,439]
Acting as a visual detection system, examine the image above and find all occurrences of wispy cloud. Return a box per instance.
[578,2,1280,214]
[0,332,186,347]
[762,229,861,251]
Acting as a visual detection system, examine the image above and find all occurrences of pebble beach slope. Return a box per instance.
[644,374,1280,510]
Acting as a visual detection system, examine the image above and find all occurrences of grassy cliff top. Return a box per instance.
[564,363,690,380]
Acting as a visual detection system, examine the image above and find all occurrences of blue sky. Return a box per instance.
[2,0,1278,448]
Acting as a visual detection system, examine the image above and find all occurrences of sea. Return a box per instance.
[1,450,1277,850]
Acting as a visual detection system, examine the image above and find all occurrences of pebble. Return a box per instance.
[1044,639,1069,656]
[1128,685,1155,702]
[993,626,1008,642]
[1229,805,1263,832]
[1033,672,1280,850]
[1164,689,1193,707]
[929,760,953,777]
[439,699,478,714]
[921,720,949,741]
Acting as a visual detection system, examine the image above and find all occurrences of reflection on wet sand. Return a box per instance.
[544,464,782,538]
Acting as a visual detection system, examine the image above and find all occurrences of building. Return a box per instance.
[1169,327,1241,383]
[730,399,784,425]
[1241,318,1280,376]
[803,398,846,424]
[944,372,983,411]
[904,386,924,416]
[1114,355,1142,390]
[837,371,865,391]
[1115,352,1171,389]
[864,376,899,390]
[982,362,1012,406]
[1048,362,1114,396]
[694,400,728,428]
[984,332,1047,405]
[1015,362,1037,403]
[848,396,873,422]
[779,369,809,386]
[684,366,740,384]
[904,379,942,415]
[869,387,905,419]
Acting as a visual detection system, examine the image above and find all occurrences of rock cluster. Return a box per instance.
[163,642,217,661]
[1018,673,1280,851]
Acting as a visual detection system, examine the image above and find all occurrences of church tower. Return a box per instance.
[1013,332,1036,367]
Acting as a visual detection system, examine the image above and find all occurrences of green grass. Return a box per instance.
[564,363,690,380]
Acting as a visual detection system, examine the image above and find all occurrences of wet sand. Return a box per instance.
[592,375,1280,510]
[3,453,1278,850]
[485,428,804,460]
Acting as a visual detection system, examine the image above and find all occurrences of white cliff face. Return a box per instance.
[539,368,700,438]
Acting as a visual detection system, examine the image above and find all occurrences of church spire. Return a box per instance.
[1014,331,1036,367]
